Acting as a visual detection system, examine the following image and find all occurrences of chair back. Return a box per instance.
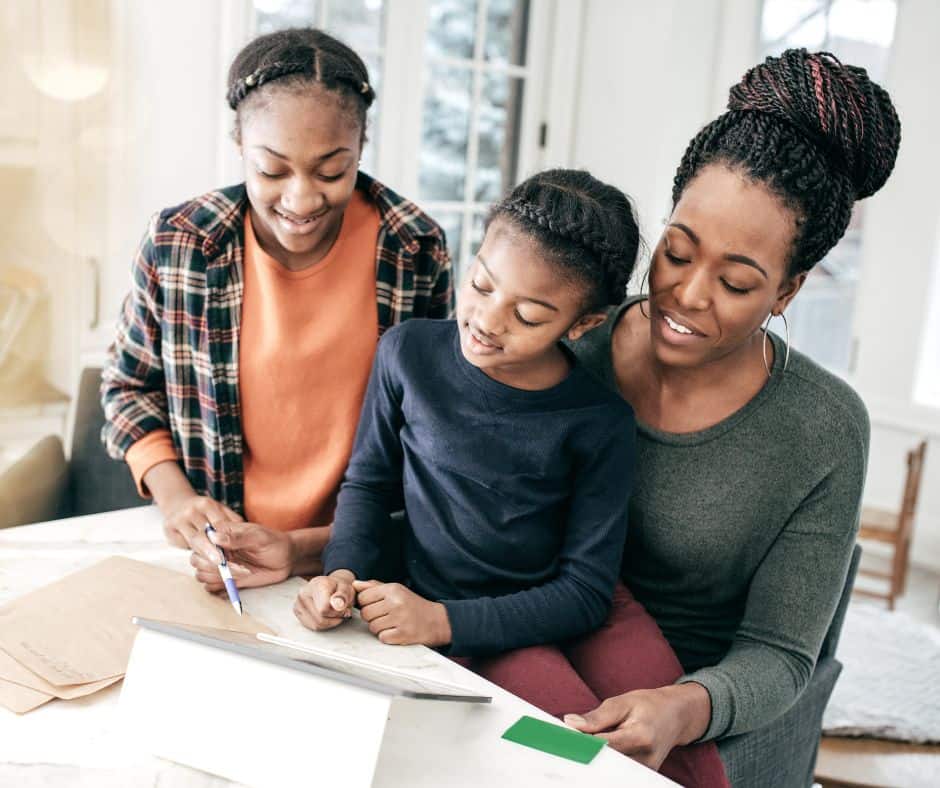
[67,366,146,517]
[898,440,927,535]
[0,435,69,528]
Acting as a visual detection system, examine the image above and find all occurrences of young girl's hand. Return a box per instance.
[294,570,357,630]
[353,580,452,647]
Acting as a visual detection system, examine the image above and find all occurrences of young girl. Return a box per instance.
[100,28,452,586]
[296,169,728,786]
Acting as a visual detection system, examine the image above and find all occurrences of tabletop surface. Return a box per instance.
[0,506,675,787]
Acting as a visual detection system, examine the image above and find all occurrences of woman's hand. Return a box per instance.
[163,492,244,561]
[294,570,357,631]
[564,683,711,770]
[190,521,296,591]
[353,580,452,647]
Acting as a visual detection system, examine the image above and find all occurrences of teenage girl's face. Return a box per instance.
[456,220,604,381]
[238,86,362,266]
[647,164,805,370]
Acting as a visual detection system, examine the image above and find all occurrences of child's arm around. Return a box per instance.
[294,328,407,626]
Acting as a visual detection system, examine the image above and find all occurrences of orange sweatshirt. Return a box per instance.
[126,191,381,531]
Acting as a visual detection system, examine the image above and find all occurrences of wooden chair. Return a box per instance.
[855,440,927,610]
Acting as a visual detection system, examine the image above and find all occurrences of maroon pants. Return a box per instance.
[454,584,729,788]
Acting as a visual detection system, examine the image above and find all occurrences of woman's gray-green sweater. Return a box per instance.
[569,300,868,741]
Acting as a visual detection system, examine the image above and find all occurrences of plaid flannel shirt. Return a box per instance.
[101,172,453,512]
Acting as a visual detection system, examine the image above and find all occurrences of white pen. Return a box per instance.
[205,523,243,615]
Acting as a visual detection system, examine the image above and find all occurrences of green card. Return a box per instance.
[502,715,605,764]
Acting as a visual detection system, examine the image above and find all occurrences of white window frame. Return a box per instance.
[223,0,576,270]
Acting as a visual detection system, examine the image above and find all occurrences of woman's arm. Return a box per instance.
[677,444,866,740]
[100,214,171,460]
[322,329,406,579]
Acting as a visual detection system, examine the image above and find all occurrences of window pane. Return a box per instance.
[475,73,523,202]
[326,0,384,54]
[426,0,478,61]
[485,0,529,65]
[470,212,485,256]
[436,212,464,281]
[256,0,319,34]
[760,1,823,42]
[419,64,472,202]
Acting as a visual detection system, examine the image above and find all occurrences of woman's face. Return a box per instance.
[647,164,805,370]
[238,85,362,266]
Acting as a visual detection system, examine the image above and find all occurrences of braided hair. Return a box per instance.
[673,48,901,276]
[227,28,375,141]
[487,169,640,310]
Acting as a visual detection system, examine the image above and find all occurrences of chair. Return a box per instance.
[854,440,927,610]
[0,367,146,528]
[717,544,861,787]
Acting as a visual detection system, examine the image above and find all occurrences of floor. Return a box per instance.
[814,554,940,788]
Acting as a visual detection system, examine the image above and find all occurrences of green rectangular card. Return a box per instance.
[502,715,605,764]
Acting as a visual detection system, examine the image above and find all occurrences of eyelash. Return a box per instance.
[256,169,345,182]
[470,280,541,327]
[663,251,752,296]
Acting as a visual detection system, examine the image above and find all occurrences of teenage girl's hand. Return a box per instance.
[563,683,710,770]
[294,570,357,630]
[190,521,295,592]
[353,580,452,647]
[163,492,244,563]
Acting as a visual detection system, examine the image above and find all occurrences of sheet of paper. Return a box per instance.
[0,556,272,686]
[0,676,53,714]
[0,647,121,699]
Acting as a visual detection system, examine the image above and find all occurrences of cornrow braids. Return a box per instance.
[673,48,901,275]
[227,28,374,139]
[488,169,640,310]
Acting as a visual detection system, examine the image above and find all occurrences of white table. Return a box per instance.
[0,507,675,787]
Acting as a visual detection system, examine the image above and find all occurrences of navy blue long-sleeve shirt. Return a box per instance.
[323,319,636,656]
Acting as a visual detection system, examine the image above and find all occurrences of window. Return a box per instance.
[759,0,898,374]
[250,0,546,280]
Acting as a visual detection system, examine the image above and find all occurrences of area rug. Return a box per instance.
[822,602,940,743]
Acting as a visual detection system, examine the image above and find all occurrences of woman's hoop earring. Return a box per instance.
[762,311,791,377]
[638,267,651,319]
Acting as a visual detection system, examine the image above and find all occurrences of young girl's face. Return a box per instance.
[239,85,362,267]
[456,219,603,380]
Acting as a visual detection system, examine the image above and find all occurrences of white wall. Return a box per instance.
[570,0,940,571]
[852,0,940,572]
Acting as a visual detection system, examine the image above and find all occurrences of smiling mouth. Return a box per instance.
[273,206,328,226]
[468,325,502,351]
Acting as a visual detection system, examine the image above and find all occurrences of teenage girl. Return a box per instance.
[101,28,452,587]
[295,169,728,786]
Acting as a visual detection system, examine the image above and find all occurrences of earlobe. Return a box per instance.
[567,312,608,341]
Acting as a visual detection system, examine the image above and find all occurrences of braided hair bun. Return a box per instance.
[489,169,640,309]
[673,48,901,273]
[728,49,899,200]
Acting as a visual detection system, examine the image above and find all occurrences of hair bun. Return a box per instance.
[727,48,900,199]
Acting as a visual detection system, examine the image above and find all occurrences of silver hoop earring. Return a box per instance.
[762,311,791,377]
[638,267,651,319]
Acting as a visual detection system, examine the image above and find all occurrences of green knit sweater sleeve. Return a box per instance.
[679,377,870,741]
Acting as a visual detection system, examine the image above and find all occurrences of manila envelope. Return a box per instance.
[0,556,273,687]
[0,676,53,714]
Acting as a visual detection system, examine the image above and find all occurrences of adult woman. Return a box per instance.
[101,28,451,582]
[564,48,901,774]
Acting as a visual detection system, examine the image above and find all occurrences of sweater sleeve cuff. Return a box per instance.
[440,599,481,657]
[124,429,177,498]
[676,670,732,742]
[322,540,374,580]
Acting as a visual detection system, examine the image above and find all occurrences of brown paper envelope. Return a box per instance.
[0,556,272,686]
[0,647,122,699]
[0,676,53,714]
